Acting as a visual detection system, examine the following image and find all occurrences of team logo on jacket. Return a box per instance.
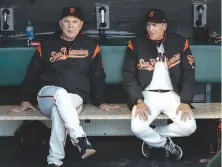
[187,54,194,65]
[167,53,181,69]
[137,59,156,71]
[137,53,181,71]
[50,47,89,62]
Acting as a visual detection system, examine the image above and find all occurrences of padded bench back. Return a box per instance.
[0,45,221,86]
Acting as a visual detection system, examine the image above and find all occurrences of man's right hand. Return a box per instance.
[135,101,151,121]
[9,101,36,113]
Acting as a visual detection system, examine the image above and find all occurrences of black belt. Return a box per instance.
[149,89,171,93]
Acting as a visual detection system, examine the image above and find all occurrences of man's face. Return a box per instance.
[147,22,167,40]
[59,16,83,40]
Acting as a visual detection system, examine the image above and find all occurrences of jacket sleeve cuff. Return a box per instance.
[180,99,192,104]
[21,95,33,102]
[92,99,104,106]
[133,95,144,105]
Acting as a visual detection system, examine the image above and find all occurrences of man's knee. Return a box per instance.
[131,121,152,136]
[54,88,69,100]
[179,119,197,136]
[55,88,68,95]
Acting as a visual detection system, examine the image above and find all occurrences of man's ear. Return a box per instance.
[163,23,167,31]
[59,20,62,29]
[80,20,84,29]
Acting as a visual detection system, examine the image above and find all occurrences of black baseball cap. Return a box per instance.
[61,7,83,20]
[147,8,167,23]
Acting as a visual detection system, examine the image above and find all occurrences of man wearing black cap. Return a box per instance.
[10,7,119,167]
[123,8,196,160]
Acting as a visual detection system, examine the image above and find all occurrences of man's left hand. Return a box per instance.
[176,103,193,121]
[99,103,121,111]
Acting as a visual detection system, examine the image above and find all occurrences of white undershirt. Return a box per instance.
[145,43,173,90]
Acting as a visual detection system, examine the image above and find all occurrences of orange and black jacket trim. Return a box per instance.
[123,33,195,109]
[21,33,105,106]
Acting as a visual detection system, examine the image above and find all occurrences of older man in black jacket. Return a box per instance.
[10,7,119,167]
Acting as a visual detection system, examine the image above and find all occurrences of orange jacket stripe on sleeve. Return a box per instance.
[92,44,100,59]
[37,43,42,57]
[128,40,133,50]
[183,39,189,51]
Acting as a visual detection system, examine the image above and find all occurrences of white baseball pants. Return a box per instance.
[131,90,197,148]
[37,86,85,166]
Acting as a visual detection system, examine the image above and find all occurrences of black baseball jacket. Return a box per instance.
[123,33,195,109]
[21,33,105,106]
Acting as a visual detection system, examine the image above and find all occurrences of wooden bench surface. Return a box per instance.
[0,103,221,120]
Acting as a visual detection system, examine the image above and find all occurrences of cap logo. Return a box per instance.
[70,8,75,14]
[149,11,154,17]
